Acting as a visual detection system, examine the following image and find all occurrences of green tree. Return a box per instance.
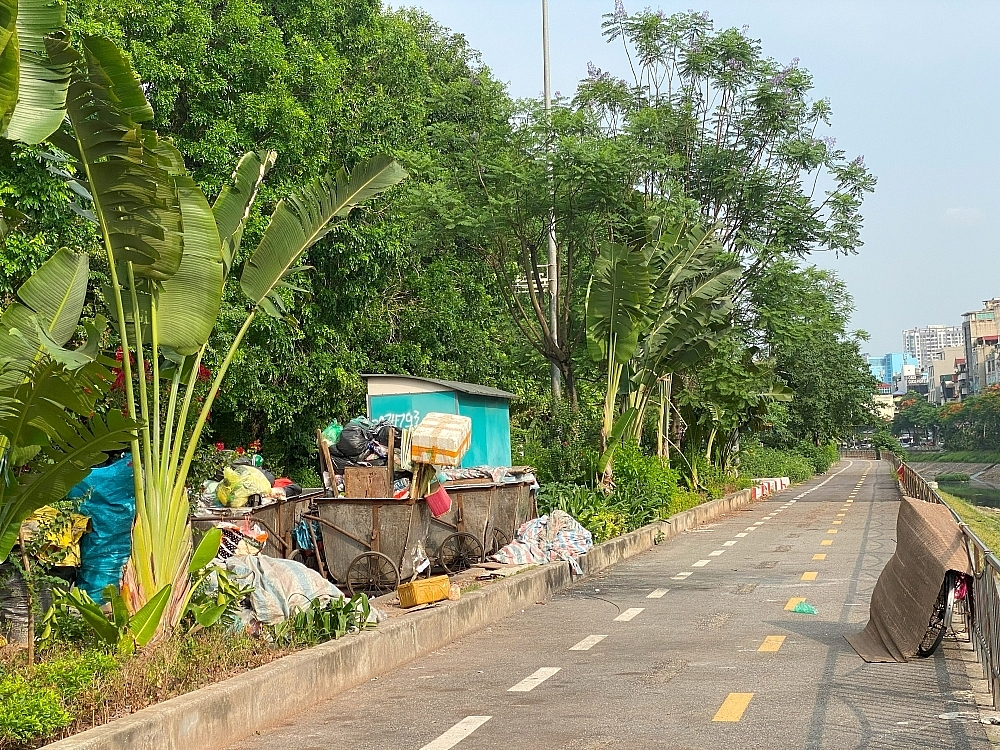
[894,394,939,443]
[752,260,876,445]
[588,8,876,270]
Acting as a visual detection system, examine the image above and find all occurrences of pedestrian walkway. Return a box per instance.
[230,461,991,749]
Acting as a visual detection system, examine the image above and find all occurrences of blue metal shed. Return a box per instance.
[363,375,515,468]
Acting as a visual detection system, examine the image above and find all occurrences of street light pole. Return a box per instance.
[542,0,561,401]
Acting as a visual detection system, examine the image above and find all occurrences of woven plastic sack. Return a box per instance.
[70,456,135,604]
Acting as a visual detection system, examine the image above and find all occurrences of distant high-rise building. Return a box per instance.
[902,325,965,369]
[866,352,917,386]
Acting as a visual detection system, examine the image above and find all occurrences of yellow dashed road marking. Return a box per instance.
[827,529,838,534]
[832,520,842,525]
[758,635,786,652]
[784,597,807,611]
[813,553,826,560]
[801,571,818,581]
[713,693,754,722]
[821,539,833,546]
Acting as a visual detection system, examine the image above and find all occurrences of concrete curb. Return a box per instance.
[45,485,767,750]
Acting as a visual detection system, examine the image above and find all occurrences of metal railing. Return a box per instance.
[885,452,1000,704]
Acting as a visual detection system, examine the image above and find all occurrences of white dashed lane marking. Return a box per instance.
[672,572,692,580]
[614,608,645,622]
[647,588,669,599]
[508,667,561,692]
[419,716,492,750]
[692,560,711,567]
[570,634,608,651]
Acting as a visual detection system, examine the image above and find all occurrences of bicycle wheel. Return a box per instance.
[917,571,957,657]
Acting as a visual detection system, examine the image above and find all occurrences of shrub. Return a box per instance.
[538,483,627,543]
[513,399,601,484]
[537,442,704,542]
[0,674,70,744]
[0,649,116,746]
[738,444,814,484]
[794,441,839,474]
[936,472,971,482]
[612,441,679,512]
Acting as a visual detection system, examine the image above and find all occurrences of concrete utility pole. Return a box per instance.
[542,0,561,401]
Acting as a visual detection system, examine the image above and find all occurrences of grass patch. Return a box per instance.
[0,630,297,749]
[938,490,1000,551]
[935,472,971,482]
[906,450,1000,464]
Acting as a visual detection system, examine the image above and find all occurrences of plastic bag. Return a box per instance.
[70,456,135,603]
[217,465,273,508]
[336,417,393,457]
[321,421,343,446]
[336,418,374,457]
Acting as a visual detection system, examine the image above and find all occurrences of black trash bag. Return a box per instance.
[336,420,371,457]
[336,417,393,457]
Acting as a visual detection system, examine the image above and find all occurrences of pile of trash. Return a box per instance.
[491,510,594,574]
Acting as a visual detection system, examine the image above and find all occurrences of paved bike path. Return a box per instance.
[230,461,991,750]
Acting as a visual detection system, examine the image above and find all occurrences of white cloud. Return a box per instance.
[941,207,986,226]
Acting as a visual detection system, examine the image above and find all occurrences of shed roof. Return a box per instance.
[362,374,516,400]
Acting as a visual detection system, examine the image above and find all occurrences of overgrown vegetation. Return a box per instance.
[938,490,1000,553]
[0,631,297,749]
[935,472,972,482]
[906,450,1000,464]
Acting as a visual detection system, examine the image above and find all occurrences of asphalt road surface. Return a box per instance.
[230,460,991,750]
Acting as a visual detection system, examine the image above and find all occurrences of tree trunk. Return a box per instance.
[18,529,33,667]
[561,360,578,412]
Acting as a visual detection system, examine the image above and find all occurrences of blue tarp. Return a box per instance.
[69,456,135,603]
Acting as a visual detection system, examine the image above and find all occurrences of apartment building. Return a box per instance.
[902,325,965,370]
[927,345,965,405]
[962,298,1000,396]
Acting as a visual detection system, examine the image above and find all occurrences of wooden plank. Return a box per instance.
[344,466,392,499]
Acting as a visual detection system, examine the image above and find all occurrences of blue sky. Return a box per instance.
[392,1,1000,355]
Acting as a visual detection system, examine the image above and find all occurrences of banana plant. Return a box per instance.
[584,218,740,479]
[2,25,406,628]
[47,582,173,652]
[625,219,741,444]
[0,248,136,562]
[585,241,650,480]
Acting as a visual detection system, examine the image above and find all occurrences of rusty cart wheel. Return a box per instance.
[289,547,320,573]
[346,552,400,597]
[489,527,511,556]
[438,532,484,574]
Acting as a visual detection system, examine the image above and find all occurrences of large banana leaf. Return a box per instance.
[154,141,224,355]
[4,0,76,144]
[80,36,153,124]
[63,42,182,279]
[13,245,88,345]
[586,241,651,365]
[0,247,88,385]
[0,0,16,132]
[0,368,135,561]
[240,155,406,318]
[213,150,275,277]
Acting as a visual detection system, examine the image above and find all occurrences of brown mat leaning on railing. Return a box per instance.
[846,497,972,663]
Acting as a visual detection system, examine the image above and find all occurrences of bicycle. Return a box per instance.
[917,570,970,657]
